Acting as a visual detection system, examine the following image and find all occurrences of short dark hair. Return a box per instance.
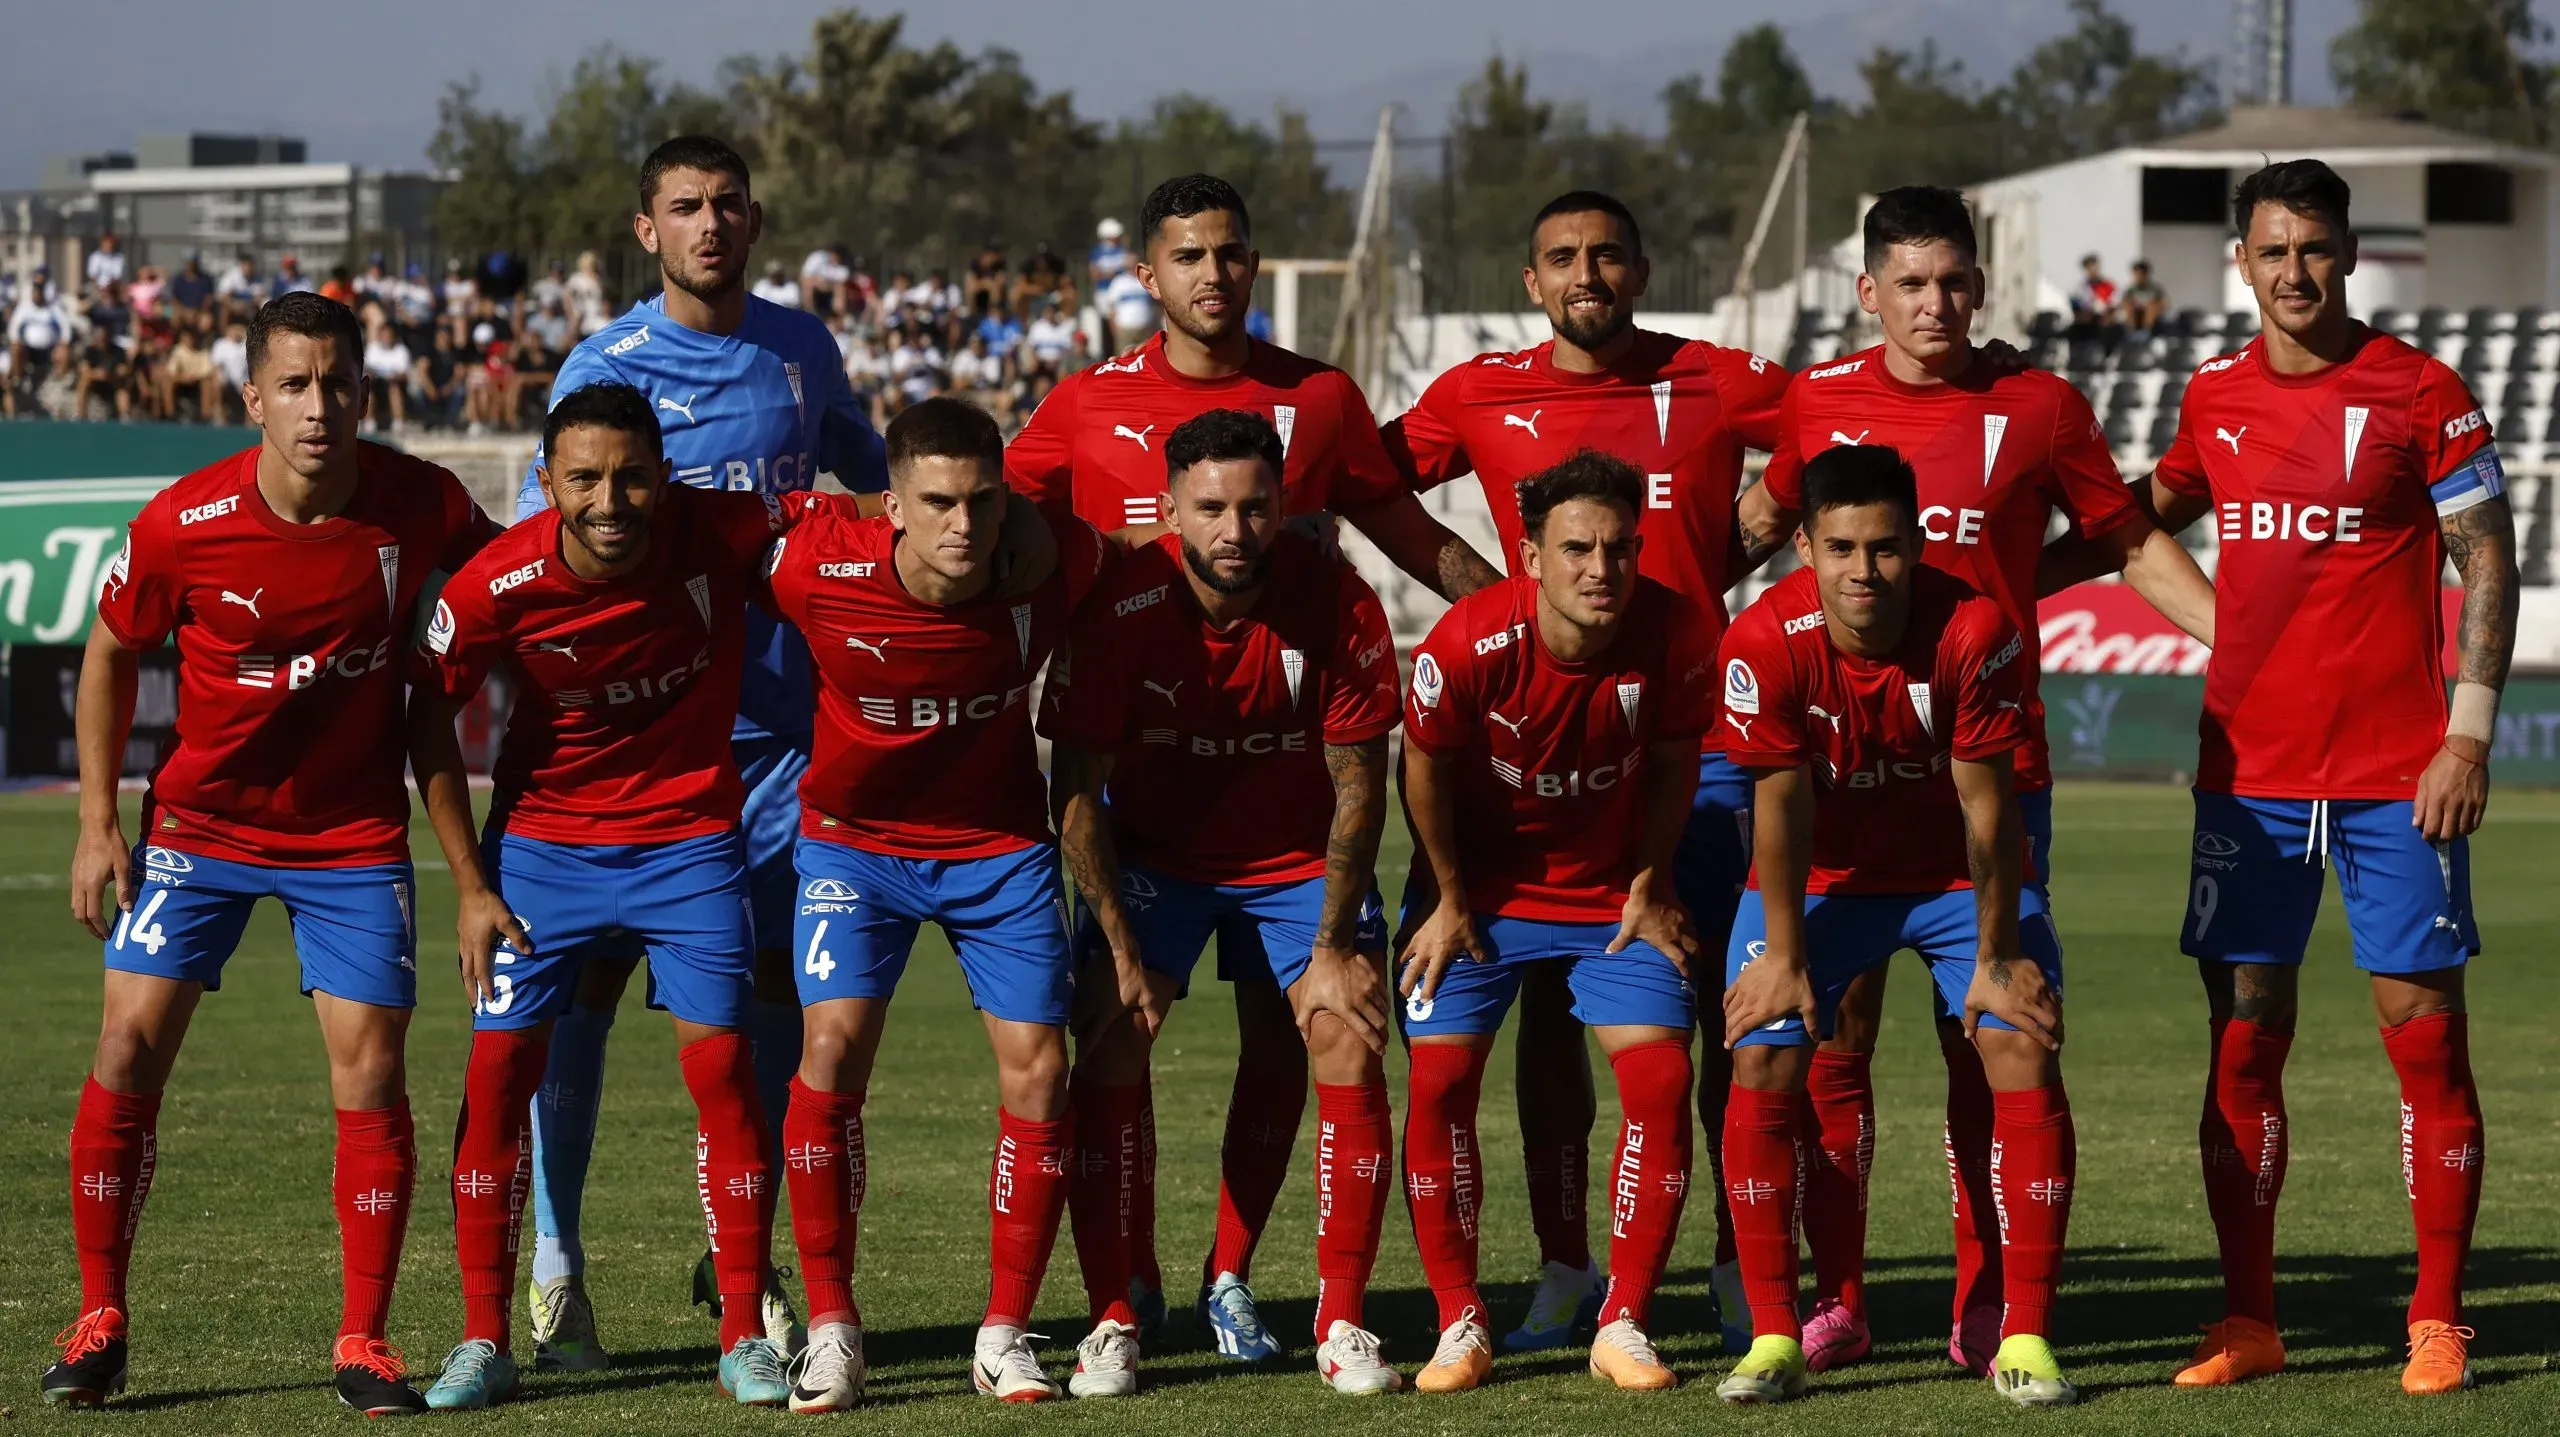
[1165,408,1283,485]
[1516,450,1642,539]
[1863,185,1976,274]
[2232,158,2351,240]
[1140,174,1251,246]
[885,395,1004,474]
[1530,190,1643,258]
[640,135,752,212]
[245,290,362,379]
[1798,444,1919,531]
[542,381,662,462]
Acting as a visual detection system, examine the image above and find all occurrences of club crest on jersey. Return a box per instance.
[1412,651,1445,710]
[785,361,805,418]
[1651,379,1672,447]
[1617,680,1644,732]
[686,574,713,629]
[1981,415,2008,488]
[425,599,455,656]
[1907,681,1936,739]
[1281,647,1306,707]
[1012,603,1033,666]
[2343,406,2370,483]
[1724,659,1760,716]
[377,545,401,620]
[1273,404,1298,457]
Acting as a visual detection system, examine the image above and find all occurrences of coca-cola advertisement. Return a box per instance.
[2038,582,2462,676]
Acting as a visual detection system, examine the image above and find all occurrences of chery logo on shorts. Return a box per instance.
[142,847,194,883]
[801,878,861,914]
[2195,832,2242,857]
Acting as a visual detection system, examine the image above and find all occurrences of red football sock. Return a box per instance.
[1721,1083,1803,1340]
[334,1101,417,1341]
[1311,1080,1391,1339]
[452,1030,546,1347]
[68,1078,161,1314]
[1697,1041,1737,1267]
[1131,1072,1161,1294]
[2382,1013,2484,1327]
[988,1109,1071,1328]
[783,1076,867,1329]
[1598,1040,1693,1328]
[1403,1042,1489,1328]
[1800,1049,1874,1320]
[1068,1079,1144,1326]
[2198,1017,2290,1327]
[680,1034,774,1351]
[1989,1084,2076,1339]
[1941,1035,2002,1323]
[1205,1042,1306,1284]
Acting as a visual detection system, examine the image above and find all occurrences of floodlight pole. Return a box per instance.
[1731,110,1810,356]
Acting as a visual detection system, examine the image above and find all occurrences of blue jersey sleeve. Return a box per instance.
[815,348,887,495]
[514,343,625,522]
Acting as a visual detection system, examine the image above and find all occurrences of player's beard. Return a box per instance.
[1552,298,1633,354]
[1166,290,1242,348]
[570,507,651,567]
[1182,539,1267,596]
[662,251,745,307]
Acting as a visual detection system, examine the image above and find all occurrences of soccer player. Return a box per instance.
[1382,188,1790,1352]
[50,293,498,1413]
[1398,452,1708,1393]
[763,397,1108,1406]
[1733,184,2215,1373]
[2076,160,2512,1395]
[1008,172,1497,1355]
[499,135,901,1369]
[1715,443,2077,1409]
[1043,409,1404,1396]
[406,382,793,1409]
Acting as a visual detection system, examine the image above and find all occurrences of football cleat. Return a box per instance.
[972,1325,1061,1402]
[1131,1277,1168,1345]
[333,1334,428,1416]
[1949,1301,2002,1376]
[527,1275,610,1373]
[1709,1260,1752,1355]
[1588,1317,1678,1390]
[1989,1333,2078,1408]
[1715,1334,1808,1405]
[718,1335,791,1407]
[1414,1308,1494,1394]
[2401,1321,2475,1396]
[42,1307,128,1408]
[2172,1316,2285,1387]
[1315,1320,1403,1394]
[1502,1261,1603,1353]
[1199,1272,1283,1363]
[423,1338,518,1411]
[1801,1297,1871,1373]
[789,1321,866,1413]
[762,1268,808,1359]
[1068,1318,1140,1398]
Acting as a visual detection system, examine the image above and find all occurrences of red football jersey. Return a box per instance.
[1403,575,1713,922]
[2153,328,2500,798]
[1040,533,1401,885]
[1759,345,2138,790]
[97,444,497,866]
[767,495,1111,858]
[1005,332,1404,532]
[418,485,785,845]
[1719,567,2030,894]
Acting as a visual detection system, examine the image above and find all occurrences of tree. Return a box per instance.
[2332,0,2553,145]
[1999,0,2218,166]
[1099,97,1350,258]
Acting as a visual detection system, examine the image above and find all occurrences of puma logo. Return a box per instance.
[1807,703,1842,732]
[1829,429,1870,446]
[1113,424,1155,451]
[1727,714,1753,740]
[656,393,698,426]
[534,639,577,664]
[1501,410,1541,440]
[1143,679,1183,705]
[845,636,890,660]
[219,587,263,619]
[2215,426,2245,455]
[1486,712,1526,738]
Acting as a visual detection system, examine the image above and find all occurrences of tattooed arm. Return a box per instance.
[1343,491,1504,601]
[2419,494,2520,842]
[1952,748,2058,1049]
[1295,737,1393,1053]
[1051,740,1162,1039]
[1731,478,1797,580]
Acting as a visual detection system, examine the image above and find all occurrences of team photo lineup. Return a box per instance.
[38,125,2523,1420]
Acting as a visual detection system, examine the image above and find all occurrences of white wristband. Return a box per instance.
[2447,681,2499,746]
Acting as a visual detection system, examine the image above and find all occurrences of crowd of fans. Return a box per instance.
[1,219,1268,436]
[2065,252,2172,361]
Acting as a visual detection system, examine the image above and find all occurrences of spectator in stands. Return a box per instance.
[168,255,214,315]
[566,251,611,335]
[355,255,393,301]
[1014,241,1067,309]
[157,318,224,422]
[976,293,1024,365]
[889,320,944,408]
[76,324,134,420]
[1100,261,1155,355]
[753,259,803,309]
[363,319,412,430]
[274,255,315,297]
[1026,295,1077,371]
[526,296,573,355]
[2121,259,2167,342]
[210,318,248,402]
[530,258,568,313]
[393,263,438,338]
[129,266,166,319]
[320,266,358,306]
[1246,302,1274,343]
[86,233,128,294]
[802,245,850,316]
[1090,217,1130,292]
[966,241,1009,309]
[6,275,73,418]
[466,333,516,434]
[921,269,962,316]
[2067,252,2121,361]
[218,254,264,314]
[442,257,479,317]
[36,344,80,419]
[86,284,132,355]
[410,325,464,430]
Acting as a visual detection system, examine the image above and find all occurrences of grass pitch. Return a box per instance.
[0,782,2553,1433]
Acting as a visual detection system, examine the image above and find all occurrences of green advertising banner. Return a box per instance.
[2046,674,2560,786]
[0,422,251,647]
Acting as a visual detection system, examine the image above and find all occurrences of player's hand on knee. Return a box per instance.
[1964,955,2061,1051]
[1607,877,1697,974]
[1722,954,1816,1050]
[70,823,132,939]
[2414,742,2489,843]
[1296,942,1390,1054]
[1397,903,1485,1006]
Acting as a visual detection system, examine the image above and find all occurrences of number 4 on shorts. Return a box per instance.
[803,919,836,983]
